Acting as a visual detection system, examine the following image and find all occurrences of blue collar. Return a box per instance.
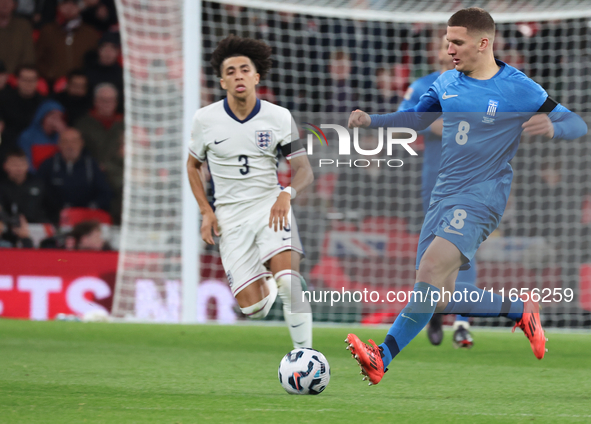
[223,98,261,123]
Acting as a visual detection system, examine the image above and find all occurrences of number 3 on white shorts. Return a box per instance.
[451,209,467,230]
[455,121,470,145]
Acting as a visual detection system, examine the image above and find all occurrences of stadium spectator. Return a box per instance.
[85,32,123,107]
[0,60,7,90]
[374,67,400,114]
[213,4,252,39]
[102,133,123,224]
[80,0,117,32]
[70,219,110,250]
[35,0,100,82]
[75,83,123,167]
[0,148,50,223]
[325,49,356,113]
[0,210,33,248]
[37,128,111,222]
[17,99,65,170]
[0,0,36,74]
[319,16,398,108]
[0,65,46,160]
[54,69,91,125]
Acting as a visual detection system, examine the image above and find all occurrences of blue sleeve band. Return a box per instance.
[370,88,442,130]
[369,106,441,131]
[549,104,588,140]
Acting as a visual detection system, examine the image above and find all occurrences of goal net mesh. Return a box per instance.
[114,0,591,328]
[112,0,184,320]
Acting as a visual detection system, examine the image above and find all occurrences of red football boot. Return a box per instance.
[512,296,548,359]
[345,333,385,385]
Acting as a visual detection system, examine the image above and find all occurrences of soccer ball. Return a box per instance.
[278,348,330,395]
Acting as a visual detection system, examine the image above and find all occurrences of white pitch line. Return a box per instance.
[244,408,591,419]
[89,406,591,418]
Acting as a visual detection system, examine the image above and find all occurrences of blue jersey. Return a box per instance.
[374,60,550,215]
[398,71,441,213]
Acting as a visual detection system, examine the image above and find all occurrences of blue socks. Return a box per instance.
[442,282,523,320]
[379,281,524,371]
[380,282,439,370]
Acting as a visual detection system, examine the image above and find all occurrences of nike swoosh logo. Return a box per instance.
[294,372,301,390]
[442,92,458,99]
[291,322,304,328]
[443,226,463,236]
[214,138,229,145]
[401,313,417,323]
[282,237,291,241]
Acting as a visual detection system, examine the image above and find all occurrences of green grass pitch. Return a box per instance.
[1,320,590,423]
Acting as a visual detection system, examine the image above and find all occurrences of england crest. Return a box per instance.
[255,130,273,150]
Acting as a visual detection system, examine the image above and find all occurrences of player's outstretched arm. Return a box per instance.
[186,155,219,245]
[269,154,314,232]
[356,89,442,131]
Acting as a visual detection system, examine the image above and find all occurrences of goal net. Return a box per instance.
[111,0,185,320]
[113,0,591,328]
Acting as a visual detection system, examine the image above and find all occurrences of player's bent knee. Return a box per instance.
[240,296,271,320]
[240,277,278,320]
[241,303,268,320]
[417,255,445,282]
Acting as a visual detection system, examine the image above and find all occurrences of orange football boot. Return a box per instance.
[345,333,386,385]
[512,295,548,359]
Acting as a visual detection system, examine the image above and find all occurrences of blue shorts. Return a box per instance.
[416,198,501,270]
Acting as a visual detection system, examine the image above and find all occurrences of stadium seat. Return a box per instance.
[27,223,56,248]
[31,144,59,170]
[60,207,113,227]
[52,76,68,94]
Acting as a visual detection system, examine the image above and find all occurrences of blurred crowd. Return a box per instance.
[0,0,122,249]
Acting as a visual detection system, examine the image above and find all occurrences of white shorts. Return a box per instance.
[219,203,304,296]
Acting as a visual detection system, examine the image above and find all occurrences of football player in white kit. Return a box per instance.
[187,35,314,348]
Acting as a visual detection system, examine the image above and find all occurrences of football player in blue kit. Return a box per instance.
[345,7,587,385]
[400,36,476,348]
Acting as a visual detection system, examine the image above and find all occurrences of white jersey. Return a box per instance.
[189,98,305,229]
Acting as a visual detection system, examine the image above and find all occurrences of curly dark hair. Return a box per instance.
[210,35,273,79]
